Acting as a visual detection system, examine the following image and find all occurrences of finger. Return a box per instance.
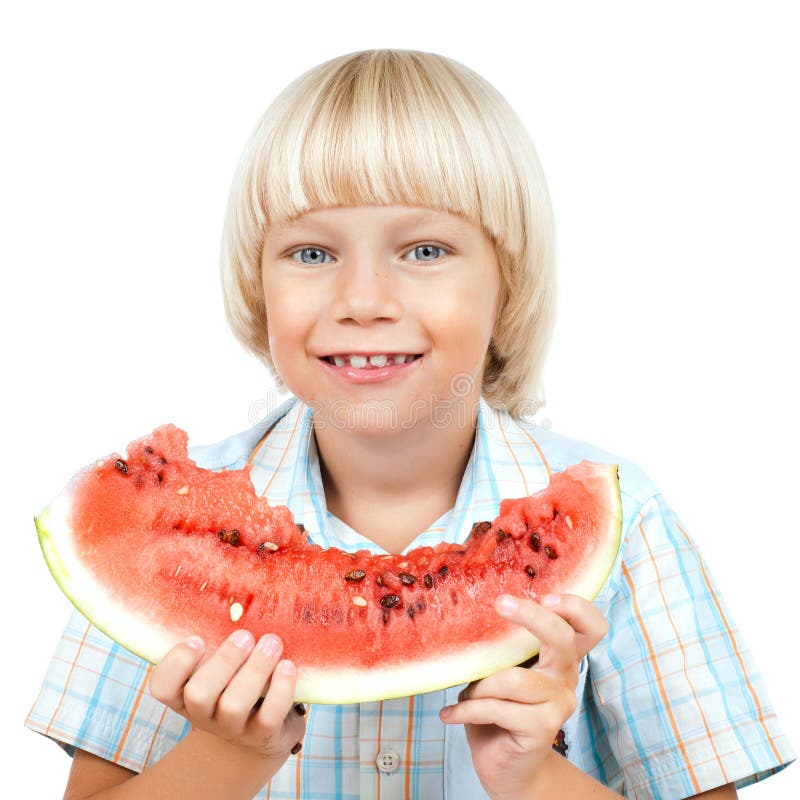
[540,593,609,659]
[182,630,256,718]
[460,665,566,705]
[495,595,578,673]
[215,635,284,732]
[149,636,205,711]
[441,696,570,736]
[250,659,303,740]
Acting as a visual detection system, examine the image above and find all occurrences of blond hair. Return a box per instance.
[220,48,556,419]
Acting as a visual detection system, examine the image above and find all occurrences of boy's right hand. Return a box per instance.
[148,630,306,761]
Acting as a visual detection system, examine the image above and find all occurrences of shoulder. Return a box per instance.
[511,413,660,510]
[186,395,301,471]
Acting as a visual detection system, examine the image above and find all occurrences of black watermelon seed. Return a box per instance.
[545,545,558,559]
[529,532,541,552]
[144,445,154,455]
[471,520,492,535]
[423,574,433,589]
[399,572,416,586]
[218,529,241,547]
[157,473,164,483]
[344,570,366,583]
[525,565,536,579]
[496,529,509,541]
[296,523,306,533]
[114,459,128,475]
[416,600,426,612]
[376,575,385,588]
[382,609,391,625]
[380,594,400,609]
[159,456,168,465]
[438,565,449,577]
[407,606,415,619]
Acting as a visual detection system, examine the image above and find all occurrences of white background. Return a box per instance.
[2,1,798,796]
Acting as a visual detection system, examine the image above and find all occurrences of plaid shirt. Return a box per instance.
[26,395,795,798]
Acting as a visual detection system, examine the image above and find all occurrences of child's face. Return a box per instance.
[260,205,500,430]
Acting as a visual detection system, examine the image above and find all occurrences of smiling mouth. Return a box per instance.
[320,354,423,368]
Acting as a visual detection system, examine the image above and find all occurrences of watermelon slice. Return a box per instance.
[35,424,622,704]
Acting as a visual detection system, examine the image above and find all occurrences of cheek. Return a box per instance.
[430,277,498,344]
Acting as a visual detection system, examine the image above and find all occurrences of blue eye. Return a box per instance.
[406,244,448,262]
[290,247,333,265]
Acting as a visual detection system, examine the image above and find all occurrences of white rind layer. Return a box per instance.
[35,462,622,705]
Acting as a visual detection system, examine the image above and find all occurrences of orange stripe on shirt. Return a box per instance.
[41,620,91,736]
[259,410,303,498]
[247,413,288,469]
[377,701,384,800]
[404,695,415,800]
[113,665,154,761]
[295,742,302,798]
[142,703,169,768]
[518,425,551,479]
[620,560,701,794]
[638,522,729,783]
[497,414,530,496]
[676,521,784,765]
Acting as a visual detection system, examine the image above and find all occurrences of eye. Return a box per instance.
[289,247,334,266]
[405,244,450,262]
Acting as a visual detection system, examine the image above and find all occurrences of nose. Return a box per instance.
[330,252,403,324]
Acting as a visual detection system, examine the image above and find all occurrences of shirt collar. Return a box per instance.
[246,395,551,554]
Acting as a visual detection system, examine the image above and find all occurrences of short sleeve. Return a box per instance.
[584,492,796,799]
[24,607,190,771]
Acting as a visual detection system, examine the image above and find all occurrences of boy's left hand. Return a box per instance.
[439,593,609,800]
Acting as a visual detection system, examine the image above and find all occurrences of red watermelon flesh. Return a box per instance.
[35,424,622,704]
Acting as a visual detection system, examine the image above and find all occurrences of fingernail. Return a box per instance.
[497,595,518,613]
[279,659,296,676]
[259,635,281,656]
[440,706,453,719]
[230,630,253,649]
[183,636,204,651]
[542,594,560,607]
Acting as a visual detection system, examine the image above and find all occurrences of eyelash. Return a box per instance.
[287,243,451,266]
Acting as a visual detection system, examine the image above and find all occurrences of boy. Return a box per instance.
[27,48,795,799]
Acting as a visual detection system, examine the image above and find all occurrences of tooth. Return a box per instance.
[333,356,346,367]
[349,355,368,368]
[393,355,407,364]
[369,354,388,367]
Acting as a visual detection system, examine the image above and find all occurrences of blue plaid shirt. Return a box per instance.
[26,395,795,798]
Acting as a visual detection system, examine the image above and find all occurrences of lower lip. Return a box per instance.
[317,356,423,384]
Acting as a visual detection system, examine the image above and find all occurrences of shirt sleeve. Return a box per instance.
[24,607,191,772]
[584,492,796,799]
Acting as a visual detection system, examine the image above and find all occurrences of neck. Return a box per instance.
[312,396,480,540]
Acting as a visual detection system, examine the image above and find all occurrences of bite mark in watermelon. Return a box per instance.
[35,424,622,704]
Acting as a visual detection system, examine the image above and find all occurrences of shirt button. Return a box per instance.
[376,749,401,774]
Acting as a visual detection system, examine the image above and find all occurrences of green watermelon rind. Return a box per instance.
[35,463,623,705]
